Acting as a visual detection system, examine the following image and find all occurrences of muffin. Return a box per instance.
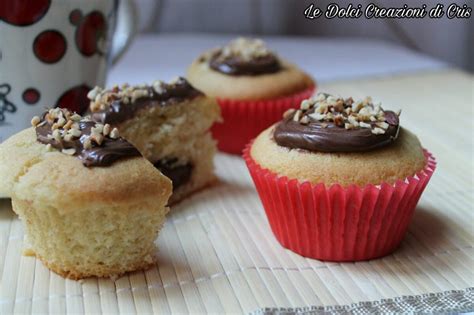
[87,77,221,204]
[0,108,172,279]
[244,93,436,261]
[187,37,316,154]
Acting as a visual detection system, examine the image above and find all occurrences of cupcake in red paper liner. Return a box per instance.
[187,37,316,154]
[244,93,436,261]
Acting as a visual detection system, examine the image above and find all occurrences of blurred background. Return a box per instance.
[130,0,473,72]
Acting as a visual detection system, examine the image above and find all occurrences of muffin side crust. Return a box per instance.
[251,93,426,187]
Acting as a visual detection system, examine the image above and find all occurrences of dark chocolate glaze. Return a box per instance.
[92,78,203,125]
[154,159,193,189]
[36,119,140,167]
[274,111,400,153]
[209,52,281,76]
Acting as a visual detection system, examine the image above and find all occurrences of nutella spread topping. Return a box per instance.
[153,158,193,189]
[32,108,140,167]
[273,93,400,152]
[88,77,202,124]
[203,37,281,76]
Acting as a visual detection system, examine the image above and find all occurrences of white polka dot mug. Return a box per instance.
[0,0,137,142]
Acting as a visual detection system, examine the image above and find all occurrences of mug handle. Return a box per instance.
[110,0,138,65]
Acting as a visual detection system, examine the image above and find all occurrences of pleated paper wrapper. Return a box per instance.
[212,86,315,154]
[243,145,436,261]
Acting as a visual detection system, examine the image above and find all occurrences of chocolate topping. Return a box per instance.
[33,108,140,167]
[204,38,281,76]
[89,77,203,125]
[273,94,400,153]
[154,159,193,189]
[209,53,281,76]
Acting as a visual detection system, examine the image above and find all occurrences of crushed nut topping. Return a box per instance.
[283,108,296,118]
[287,93,400,135]
[32,108,121,154]
[109,127,120,139]
[212,37,275,62]
[87,77,190,113]
[31,108,140,167]
[30,116,41,127]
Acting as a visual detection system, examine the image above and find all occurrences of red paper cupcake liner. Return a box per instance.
[243,145,436,261]
[212,85,316,154]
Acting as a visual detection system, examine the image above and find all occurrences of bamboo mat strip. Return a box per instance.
[0,69,472,314]
[252,288,473,314]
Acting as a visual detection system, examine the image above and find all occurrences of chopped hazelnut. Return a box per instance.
[91,134,104,145]
[300,116,310,125]
[315,103,328,114]
[87,86,102,101]
[90,102,100,112]
[283,108,295,119]
[56,117,66,127]
[71,122,80,130]
[309,112,326,121]
[83,137,92,150]
[293,110,302,122]
[52,129,62,142]
[31,116,41,127]
[63,120,73,130]
[131,89,149,103]
[347,116,359,127]
[315,93,326,101]
[358,107,371,117]
[376,121,389,130]
[362,96,372,105]
[109,128,120,139]
[326,95,337,105]
[300,100,312,110]
[103,124,111,136]
[334,115,344,127]
[373,104,381,115]
[152,81,165,94]
[334,100,344,112]
[359,122,371,129]
[371,127,385,135]
[69,128,81,138]
[352,102,363,113]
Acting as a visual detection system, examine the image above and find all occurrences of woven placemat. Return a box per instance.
[0,70,473,314]
[253,288,473,314]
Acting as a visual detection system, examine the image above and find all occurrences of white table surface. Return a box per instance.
[108,33,447,86]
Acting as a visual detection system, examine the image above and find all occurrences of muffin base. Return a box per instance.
[36,253,155,280]
[12,198,168,280]
[167,132,218,204]
[244,145,436,261]
[115,95,220,203]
